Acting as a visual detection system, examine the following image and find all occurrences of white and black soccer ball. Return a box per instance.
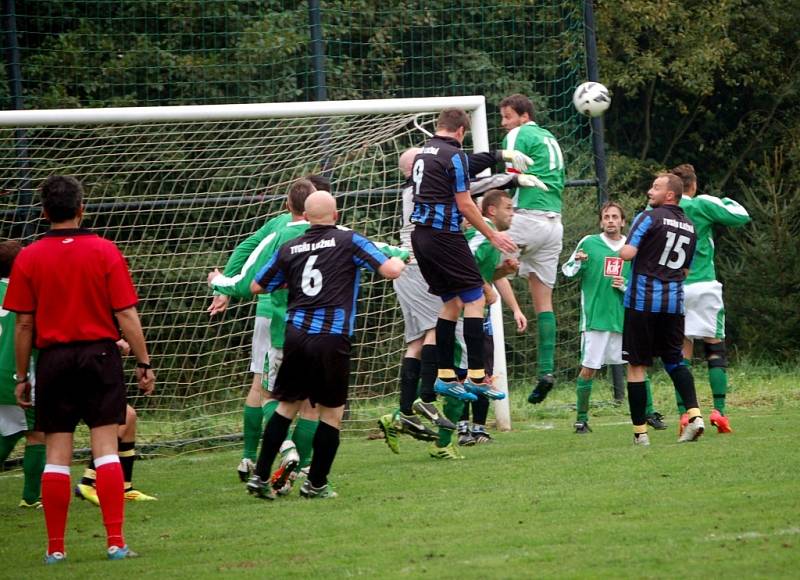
[572,82,611,118]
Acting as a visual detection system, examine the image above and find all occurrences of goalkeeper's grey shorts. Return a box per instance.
[393,262,440,343]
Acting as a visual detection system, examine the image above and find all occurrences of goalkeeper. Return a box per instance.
[561,202,665,434]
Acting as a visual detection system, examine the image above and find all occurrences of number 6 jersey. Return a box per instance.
[254,225,388,336]
[624,205,697,314]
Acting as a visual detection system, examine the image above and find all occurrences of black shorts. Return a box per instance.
[622,309,685,367]
[35,340,127,433]
[273,325,351,408]
[411,226,484,297]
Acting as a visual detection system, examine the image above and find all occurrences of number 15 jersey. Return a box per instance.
[624,205,697,314]
[254,225,387,336]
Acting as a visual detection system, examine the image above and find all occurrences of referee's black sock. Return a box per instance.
[435,318,458,380]
[627,381,648,426]
[308,421,340,488]
[668,365,699,410]
[399,357,421,415]
[463,317,486,381]
[419,344,438,403]
[254,411,292,480]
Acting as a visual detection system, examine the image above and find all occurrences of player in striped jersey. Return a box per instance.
[669,164,751,434]
[620,174,704,445]
[562,202,665,434]
[500,94,565,405]
[245,191,405,499]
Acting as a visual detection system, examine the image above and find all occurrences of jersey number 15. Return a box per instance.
[658,231,691,269]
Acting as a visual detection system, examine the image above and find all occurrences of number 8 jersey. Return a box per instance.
[254,225,388,336]
[624,205,697,314]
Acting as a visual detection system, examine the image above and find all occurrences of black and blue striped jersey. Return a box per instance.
[254,225,387,336]
[624,205,697,314]
[410,135,470,233]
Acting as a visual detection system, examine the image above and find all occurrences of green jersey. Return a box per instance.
[0,279,17,404]
[501,121,565,212]
[679,194,750,285]
[562,234,629,333]
[221,212,293,318]
[464,218,502,283]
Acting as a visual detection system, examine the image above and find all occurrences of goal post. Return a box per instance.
[0,95,512,451]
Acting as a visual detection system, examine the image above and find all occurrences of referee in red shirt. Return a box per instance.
[3,175,155,564]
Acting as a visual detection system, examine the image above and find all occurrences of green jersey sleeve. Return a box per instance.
[694,194,751,227]
[561,236,592,279]
[222,213,292,276]
[212,232,279,299]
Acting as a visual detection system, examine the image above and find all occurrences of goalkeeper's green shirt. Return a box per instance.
[561,234,629,333]
[221,212,293,318]
[0,279,37,405]
[464,218,502,283]
[501,121,565,213]
[679,194,750,285]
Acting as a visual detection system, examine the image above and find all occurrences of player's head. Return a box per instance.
[481,189,514,231]
[669,163,697,197]
[40,175,84,223]
[500,94,534,130]
[303,190,338,225]
[304,174,332,195]
[647,173,684,207]
[436,109,470,143]
[599,201,626,236]
[0,240,23,278]
[399,148,422,179]
[286,178,317,216]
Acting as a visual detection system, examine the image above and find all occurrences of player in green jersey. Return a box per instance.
[562,203,666,433]
[669,164,751,434]
[456,190,526,446]
[0,241,45,508]
[499,94,566,405]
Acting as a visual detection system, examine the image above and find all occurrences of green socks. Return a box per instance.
[242,405,263,461]
[645,376,655,416]
[291,417,319,469]
[537,312,556,376]
[438,397,465,447]
[576,377,592,422]
[22,443,45,503]
[709,367,727,414]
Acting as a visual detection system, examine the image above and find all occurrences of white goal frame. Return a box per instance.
[0,95,512,431]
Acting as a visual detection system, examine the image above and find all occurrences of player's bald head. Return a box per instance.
[399,148,422,178]
[303,190,338,225]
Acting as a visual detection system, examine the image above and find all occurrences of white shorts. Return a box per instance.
[0,404,27,437]
[684,280,725,340]
[265,346,283,392]
[250,316,271,374]
[393,263,441,343]
[581,330,624,370]
[508,209,563,288]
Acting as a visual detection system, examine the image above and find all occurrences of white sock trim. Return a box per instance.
[93,454,120,468]
[43,464,71,476]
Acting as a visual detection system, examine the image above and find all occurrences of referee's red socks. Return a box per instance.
[94,455,126,549]
[42,465,71,555]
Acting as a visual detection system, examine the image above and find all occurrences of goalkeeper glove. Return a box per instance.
[500,150,534,172]
[515,174,549,191]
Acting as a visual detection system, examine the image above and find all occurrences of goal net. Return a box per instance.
[0,96,513,454]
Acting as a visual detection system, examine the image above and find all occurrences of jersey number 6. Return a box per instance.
[301,255,323,297]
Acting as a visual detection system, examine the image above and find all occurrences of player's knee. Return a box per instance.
[704,341,728,369]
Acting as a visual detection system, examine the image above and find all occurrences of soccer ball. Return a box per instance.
[573,82,611,117]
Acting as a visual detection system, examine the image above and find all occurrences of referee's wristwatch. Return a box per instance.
[136,362,152,371]
[13,372,30,384]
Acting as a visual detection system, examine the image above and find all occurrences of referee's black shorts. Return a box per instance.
[411,226,483,298]
[273,325,352,408]
[622,308,685,367]
[35,339,127,433]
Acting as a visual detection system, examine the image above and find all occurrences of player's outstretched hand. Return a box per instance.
[490,231,518,254]
[513,309,528,333]
[516,174,549,191]
[207,294,230,317]
[136,367,156,396]
[15,380,32,409]
[502,150,534,172]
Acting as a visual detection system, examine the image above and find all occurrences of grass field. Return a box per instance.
[1,364,799,578]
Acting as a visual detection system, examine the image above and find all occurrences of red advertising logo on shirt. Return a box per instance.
[604,256,623,277]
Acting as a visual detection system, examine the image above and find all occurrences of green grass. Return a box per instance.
[1,364,799,578]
